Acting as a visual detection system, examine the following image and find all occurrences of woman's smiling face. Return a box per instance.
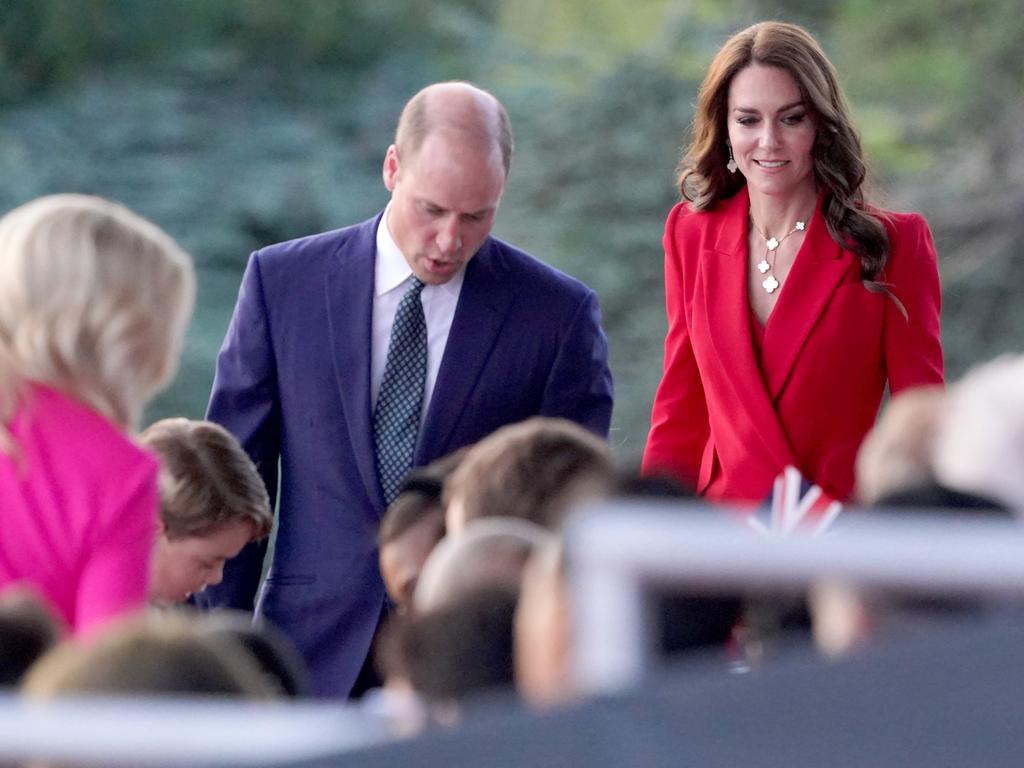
[726,63,818,201]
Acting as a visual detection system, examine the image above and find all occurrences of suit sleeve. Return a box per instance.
[199,252,281,611]
[642,204,711,488]
[539,289,614,438]
[882,214,944,394]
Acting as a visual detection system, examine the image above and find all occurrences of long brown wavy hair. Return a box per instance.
[679,21,890,285]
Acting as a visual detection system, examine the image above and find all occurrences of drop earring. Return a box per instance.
[726,143,738,174]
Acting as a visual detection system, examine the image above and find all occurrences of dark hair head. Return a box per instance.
[378,449,466,546]
[22,612,277,699]
[873,482,1011,514]
[199,613,310,698]
[680,21,891,285]
[388,585,518,705]
[0,590,60,687]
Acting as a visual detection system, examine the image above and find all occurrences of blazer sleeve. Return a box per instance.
[538,288,614,439]
[199,251,281,611]
[642,204,711,488]
[882,213,944,394]
[76,458,158,635]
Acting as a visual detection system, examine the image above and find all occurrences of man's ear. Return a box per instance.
[383,144,400,191]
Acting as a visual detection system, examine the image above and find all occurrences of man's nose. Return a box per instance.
[435,216,462,256]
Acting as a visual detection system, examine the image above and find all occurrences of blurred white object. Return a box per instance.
[933,354,1024,513]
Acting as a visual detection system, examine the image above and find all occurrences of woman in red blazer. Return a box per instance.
[643,22,943,503]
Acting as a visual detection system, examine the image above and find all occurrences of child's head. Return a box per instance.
[141,419,272,605]
[444,417,614,535]
[22,612,276,699]
[0,194,194,433]
[377,450,465,609]
[379,488,446,609]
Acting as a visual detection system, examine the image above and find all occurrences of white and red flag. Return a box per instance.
[746,465,843,537]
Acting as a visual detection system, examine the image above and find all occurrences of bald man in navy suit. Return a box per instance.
[199,81,613,697]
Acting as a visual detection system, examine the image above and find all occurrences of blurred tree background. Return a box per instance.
[1,0,1020,462]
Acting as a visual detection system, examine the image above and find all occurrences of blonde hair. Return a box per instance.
[0,194,194,444]
[140,418,273,540]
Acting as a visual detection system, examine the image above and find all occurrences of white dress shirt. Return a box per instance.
[371,206,465,419]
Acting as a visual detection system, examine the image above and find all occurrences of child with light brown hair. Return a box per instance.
[141,418,273,606]
[444,417,614,535]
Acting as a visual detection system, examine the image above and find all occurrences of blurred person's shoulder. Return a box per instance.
[13,382,158,486]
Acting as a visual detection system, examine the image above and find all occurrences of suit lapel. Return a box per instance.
[701,188,798,471]
[761,196,853,399]
[416,239,514,462]
[325,214,384,508]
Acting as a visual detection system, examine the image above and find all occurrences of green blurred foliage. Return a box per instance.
[0,0,1019,462]
[0,0,502,101]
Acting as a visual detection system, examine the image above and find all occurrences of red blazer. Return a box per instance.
[643,186,943,502]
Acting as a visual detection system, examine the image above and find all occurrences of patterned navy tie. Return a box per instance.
[374,276,428,504]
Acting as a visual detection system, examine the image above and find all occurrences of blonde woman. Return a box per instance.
[0,194,194,634]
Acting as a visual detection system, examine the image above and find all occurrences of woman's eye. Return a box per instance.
[737,116,758,126]
[783,113,806,125]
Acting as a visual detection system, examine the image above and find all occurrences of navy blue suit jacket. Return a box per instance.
[201,212,613,697]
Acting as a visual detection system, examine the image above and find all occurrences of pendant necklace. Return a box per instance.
[750,211,807,294]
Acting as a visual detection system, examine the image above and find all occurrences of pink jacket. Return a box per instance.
[0,383,158,634]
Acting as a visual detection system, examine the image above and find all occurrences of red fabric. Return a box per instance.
[643,186,943,502]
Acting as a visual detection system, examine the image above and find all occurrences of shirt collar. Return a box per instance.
[375,204,412,297]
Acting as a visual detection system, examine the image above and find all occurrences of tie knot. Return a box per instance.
[407,276,426,295]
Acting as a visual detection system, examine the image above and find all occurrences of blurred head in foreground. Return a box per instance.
[22,612,277,698]
[0,588,61,687]
[444,417,614,535]
[198,611,310,698]
[378,450,464,610]
[856,386,945,505]
[932,354,1024,513]
[414,517,550,613]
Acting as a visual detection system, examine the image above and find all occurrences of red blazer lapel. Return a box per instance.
[761,196,856,399]
[699,188,799,473]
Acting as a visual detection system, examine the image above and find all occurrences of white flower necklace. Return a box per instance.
[750,211,807,294]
